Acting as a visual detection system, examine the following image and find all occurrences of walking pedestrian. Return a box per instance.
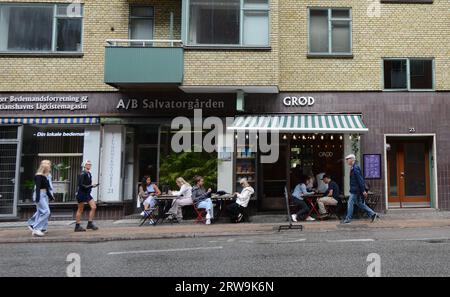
[74,160,99,232]
[27,160,54,234]
[28,160,54,237]
[343,154,379,224]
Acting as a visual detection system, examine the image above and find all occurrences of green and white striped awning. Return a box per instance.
[0,117,100,125]
[228,114,368,133]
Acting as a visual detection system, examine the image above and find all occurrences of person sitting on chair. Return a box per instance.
[227,178,254,223]
[191,176,213,225]
[317,174,341,217]
[139,176,161,217]
[291,175,316,222]
[166,177,193,221]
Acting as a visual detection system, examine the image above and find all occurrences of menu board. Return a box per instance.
[363,154,382,179]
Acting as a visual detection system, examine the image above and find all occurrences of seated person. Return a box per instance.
[227,178,254,223]
[191,175,213,225]
[166,177,193,221]
[139,176,161,216]
[316,172,329,194]
[291,175,316,222]
[317,174,340,217]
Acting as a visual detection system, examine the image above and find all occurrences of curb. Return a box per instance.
[0,230,279,244]
[2,220,450,244]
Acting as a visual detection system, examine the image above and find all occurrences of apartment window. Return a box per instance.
[309,8,352,55]
[129,6,154,42]
[188,0,270,46]
[0,3,83,53]
[384,59,434,90]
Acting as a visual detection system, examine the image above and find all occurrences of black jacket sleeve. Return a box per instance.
[34,175,42,203]
[78,172,93,190]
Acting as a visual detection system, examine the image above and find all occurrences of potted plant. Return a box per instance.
[54,162,71,181]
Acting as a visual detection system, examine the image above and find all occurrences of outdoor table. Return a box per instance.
[304,193,325,220]
[211,194,235,218]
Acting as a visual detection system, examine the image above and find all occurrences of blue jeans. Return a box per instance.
[27,193,51,231]
[345,193,375,222]
[198,198,214,218]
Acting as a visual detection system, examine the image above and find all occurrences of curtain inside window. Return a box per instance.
[310,10,328,53]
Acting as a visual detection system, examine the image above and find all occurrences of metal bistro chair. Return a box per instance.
[366,191,381,212]
[193,204,207,224]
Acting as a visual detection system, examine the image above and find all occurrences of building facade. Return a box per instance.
[0,0,449,219]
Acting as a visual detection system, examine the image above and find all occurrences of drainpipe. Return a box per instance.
[169,12,174,46]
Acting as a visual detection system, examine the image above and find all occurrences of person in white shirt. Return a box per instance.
[227,178,254,223]
[166,177,193,221]
[316,172,329,194]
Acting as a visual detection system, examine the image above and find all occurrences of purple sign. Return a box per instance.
[363,154,382,179]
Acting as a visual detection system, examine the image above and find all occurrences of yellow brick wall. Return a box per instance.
[182,0,280,87]
[0,0,181,92]
[0,0,448,92]
[280,0,450,91]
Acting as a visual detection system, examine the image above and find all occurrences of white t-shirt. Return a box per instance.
[316,172,329,194]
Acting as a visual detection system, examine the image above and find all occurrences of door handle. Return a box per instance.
[400,172,405,178]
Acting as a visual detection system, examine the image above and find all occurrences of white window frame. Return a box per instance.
[0,3,84,55]
[308,7,352,56]
[383,58,435,91]
[186,0,271,48]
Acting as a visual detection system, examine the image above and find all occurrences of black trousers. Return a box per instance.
[227,202,246,222]
[293,199,310,221]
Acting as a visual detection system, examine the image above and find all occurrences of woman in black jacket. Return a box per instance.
[28,160,54,237]
[74,160,99,232]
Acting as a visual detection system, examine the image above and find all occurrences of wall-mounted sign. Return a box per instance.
[0,92,236,117]
[318,151,334,158]
[363,154,382,179]
[283,96,315,107]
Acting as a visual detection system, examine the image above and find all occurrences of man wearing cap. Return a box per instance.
[343,154,379,224]
[317,174,340,217]
[75,160,99,232]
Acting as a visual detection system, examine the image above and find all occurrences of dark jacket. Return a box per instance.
[191,186,210,206]
[77,170,93,198]
[34,174,53,203]
[350,164,366,195]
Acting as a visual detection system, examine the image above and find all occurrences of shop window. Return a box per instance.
[384,58,434,91]
[129,5,154,45]
[309,8,352,55]
[188,0,269,47]
[0,3,83,53]
[19,126,87,204]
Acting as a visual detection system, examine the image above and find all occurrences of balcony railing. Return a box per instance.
[104,39,184,88]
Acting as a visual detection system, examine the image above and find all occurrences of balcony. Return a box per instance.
[104,39,184,89]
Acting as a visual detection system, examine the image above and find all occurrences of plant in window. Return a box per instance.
[54,162,71,181]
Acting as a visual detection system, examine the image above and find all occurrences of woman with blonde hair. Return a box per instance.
[166,177,193,221]
[28,160,54,237]
[27,160,54,234]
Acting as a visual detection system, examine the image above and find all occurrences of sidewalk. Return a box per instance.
[1,210,450,244]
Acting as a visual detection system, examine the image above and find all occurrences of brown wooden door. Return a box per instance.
[387,141,430,208]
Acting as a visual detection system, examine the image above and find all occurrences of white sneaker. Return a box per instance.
[27,225,34,232]
[140,211,145,216]
[291,214,298,222]
[306,216,316,221]
[205,219,211,225]
[32,229,45,237]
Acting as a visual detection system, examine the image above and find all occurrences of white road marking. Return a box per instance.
[263,238,307,244]
[108,246,223,255]
[327,239,375,243]
[389,237,450,242]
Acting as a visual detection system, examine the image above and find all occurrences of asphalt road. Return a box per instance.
[1,226,450,277]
